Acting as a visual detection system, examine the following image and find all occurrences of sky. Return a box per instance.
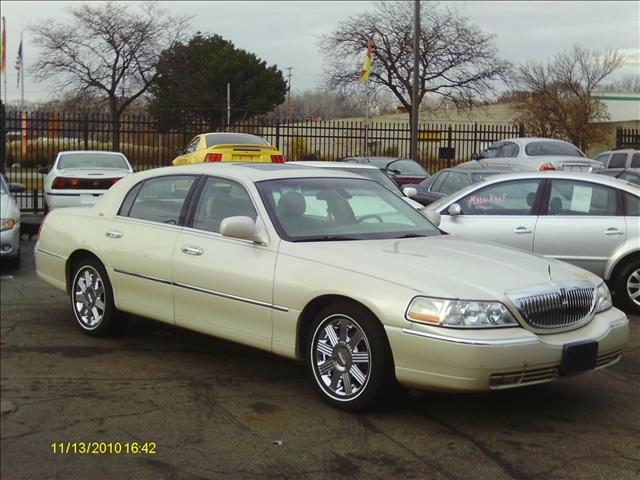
[0,0,638,103]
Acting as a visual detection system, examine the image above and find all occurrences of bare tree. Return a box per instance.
[30,1,190,150]
[513,46,625,150]
[600,74,640,94]
[321,1,510,116]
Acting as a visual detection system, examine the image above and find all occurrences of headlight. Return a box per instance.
[406,297,519,328]
[594,282,612,313]
[1,218,16,231]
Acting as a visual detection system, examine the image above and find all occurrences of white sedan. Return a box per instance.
[35,164,628,411]
[42,151,133,211]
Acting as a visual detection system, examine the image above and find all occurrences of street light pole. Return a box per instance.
[410,0,420,161]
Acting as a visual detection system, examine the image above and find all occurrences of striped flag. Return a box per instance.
[358,39,373,84]
[1,17,6,74]
[15,39,22,87]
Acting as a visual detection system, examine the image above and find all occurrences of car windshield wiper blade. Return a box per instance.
[393,233,426,239]
[294,235,361,242]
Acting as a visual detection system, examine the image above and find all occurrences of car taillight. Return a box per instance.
[204,153,223,162]
[111,177,122,185]
[271,155,285,163]
[52,177,82,189]
[539,163,556,171]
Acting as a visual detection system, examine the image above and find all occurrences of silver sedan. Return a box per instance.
[426,172,640,313]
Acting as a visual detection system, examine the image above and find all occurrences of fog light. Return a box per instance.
[1,244,11,252]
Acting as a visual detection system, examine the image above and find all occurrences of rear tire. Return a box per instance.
[614,260,640,315]
[70,257,127,336]
[306,302,394,412]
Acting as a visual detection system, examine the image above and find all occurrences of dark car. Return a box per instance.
[340,156,429,187]
[596,168,640,186]
[404,167,520,206]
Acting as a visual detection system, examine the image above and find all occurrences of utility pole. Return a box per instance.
[286,67,292,124]
[410,0,420,161]
[226,82,231,130]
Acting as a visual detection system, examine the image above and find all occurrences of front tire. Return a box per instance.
[307,302,394,412]
[71,258,126,336]
[615,260,640,315]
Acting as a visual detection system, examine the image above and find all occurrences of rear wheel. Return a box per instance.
[614,260,640,315]
[71,258,127,336]
[307,302,393,411]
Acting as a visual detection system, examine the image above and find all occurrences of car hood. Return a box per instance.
[279,234,599,301]
[55,168,131,178]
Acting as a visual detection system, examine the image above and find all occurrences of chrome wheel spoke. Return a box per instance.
[95,298,105,311]
[630,289,640,300]
[317,341,333,357]
[350,365,367,385]
[75,293,86,303]
[349,330,363,350]
[91,306,100,321]
[352,352,369,363]
[319,360,334,375]
[342,372,352,394]
[330,370,340,390]
[339,320,348,342]
[84,270,92,288]
[77,278,87,293]
[324,325,339,347]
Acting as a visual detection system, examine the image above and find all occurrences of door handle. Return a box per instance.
[513,227,532,234]
[604,228,624,235]
[181,245,204,256]
[105,230,123,238]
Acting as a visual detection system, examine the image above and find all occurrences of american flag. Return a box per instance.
[15,39,22,87]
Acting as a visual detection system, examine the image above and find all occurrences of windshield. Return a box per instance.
[205,133,269,147]
[337,168,404,196]
[524,141,583,157]
[57,153,130,170]
[257,177,440,242]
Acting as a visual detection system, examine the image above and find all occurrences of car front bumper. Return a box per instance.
[387,307,629,392]
[0,223,21,258]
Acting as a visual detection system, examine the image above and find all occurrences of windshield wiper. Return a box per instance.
[294,235,361,242]
[393,233,426,239]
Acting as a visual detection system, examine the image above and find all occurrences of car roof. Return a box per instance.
[130,162,365,183]
[288,161,381,170]
[447,166,523,174]
[58,150,127,155]
[597,148,640,154]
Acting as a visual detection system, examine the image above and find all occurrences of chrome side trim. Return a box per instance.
[112,268,172,285]
[35,247,66,260]
[173,282,289,312]
[401,328,538,346]
[112,268,289,312]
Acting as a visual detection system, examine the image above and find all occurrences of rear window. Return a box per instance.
[204,133,269,148]
[387,159,427,175]
[58,153,130,170]
[630,153,640,168]
[524,141,583,157]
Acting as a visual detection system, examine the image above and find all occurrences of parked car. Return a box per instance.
[287,161,424,210]
[340,156,429,187]
[460,138,604,172]
[404,166,520,206]
[596,168,640,186]
[41,151,134,212]
[425,172,640,313]
[172,132,284,165]
[35,163,628,411]
[0,175,25,269]
[593,147,640,169]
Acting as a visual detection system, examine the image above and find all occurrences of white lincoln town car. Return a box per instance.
[35,163,629,411]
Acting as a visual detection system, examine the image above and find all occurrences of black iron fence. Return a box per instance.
[616,127,640,148]
[2,104,526,211]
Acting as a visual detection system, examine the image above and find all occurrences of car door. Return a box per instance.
[533,179,626,276]
[438,179,543,252]
[99,174,198,322]
[171,176,278,350]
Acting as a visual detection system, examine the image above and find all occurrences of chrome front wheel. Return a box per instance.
[626,267,640,309]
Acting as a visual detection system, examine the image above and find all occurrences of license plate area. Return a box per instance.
[560,340,598,375]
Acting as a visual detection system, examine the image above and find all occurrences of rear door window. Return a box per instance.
[624,193,639,216]
[192,177,257,233]
[608,153,628,168]
[547,180,618,216]
[630,153,640,168]
[126,175,197,224]
[595,153,610,164]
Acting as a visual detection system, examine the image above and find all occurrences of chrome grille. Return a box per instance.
[507,281,596,330]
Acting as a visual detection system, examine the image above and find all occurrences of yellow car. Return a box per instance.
[172,132,284,165]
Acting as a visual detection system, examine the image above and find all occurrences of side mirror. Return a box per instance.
[219,216,267,244]
[38,167,49,175]
[471,153,479,161]
[8,183,26,193]
[448,203,461,216]
[403,187,417,198]
[421,208,441,227]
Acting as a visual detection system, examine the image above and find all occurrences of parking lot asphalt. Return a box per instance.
[1,239,639,480]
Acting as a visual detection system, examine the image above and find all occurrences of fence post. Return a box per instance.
[275,123,280,150]
[518,123,525,138]
[32,188,38,214]
[0,101,6,175]
[83,113,89,150]
[615,127,622,148]
[446,125,453,168]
